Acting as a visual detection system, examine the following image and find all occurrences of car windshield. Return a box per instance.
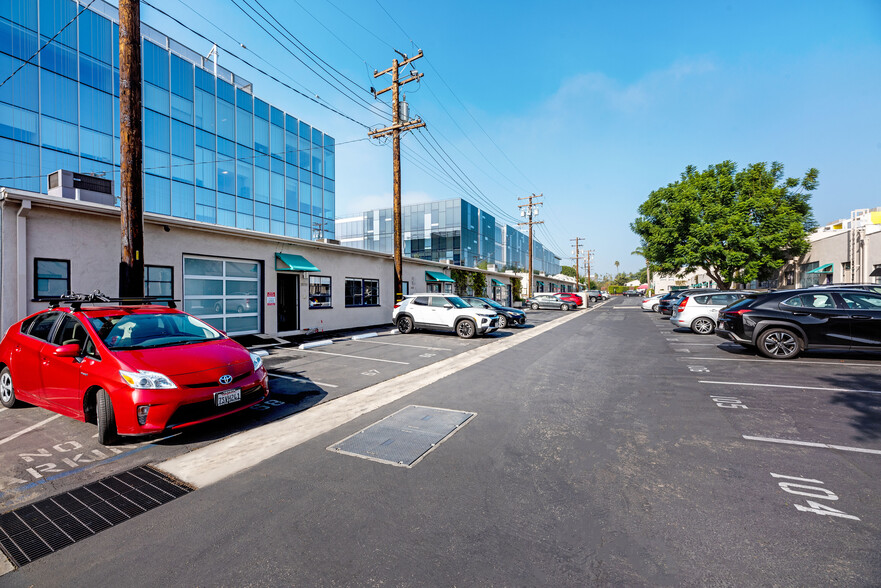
[475,298,503,309]
[445,296,471,309]
[89,313,224,350]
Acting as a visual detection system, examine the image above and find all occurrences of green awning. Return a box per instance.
[276,252,320,272]
[492,278,504,286]
[537,281,544,286]
[425,271,455,283]
[807,263,833,274]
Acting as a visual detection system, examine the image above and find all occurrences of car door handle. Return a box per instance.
[851,315,872,320]
[791,312,809,316]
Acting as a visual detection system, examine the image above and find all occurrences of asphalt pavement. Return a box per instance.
[2,297,879,586]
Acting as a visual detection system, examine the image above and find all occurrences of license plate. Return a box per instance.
[215,388,241,407]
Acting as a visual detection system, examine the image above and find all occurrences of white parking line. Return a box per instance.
[268,372,339,388]
[348,340,451,351]
[743,435,881,456]
[0,414,62,446]
[688,357,881,367]
[298,349,410,365]
[699,380,881,395]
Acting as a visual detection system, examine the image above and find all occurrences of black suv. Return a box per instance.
[460,296,527,328]
[716,287,881,359]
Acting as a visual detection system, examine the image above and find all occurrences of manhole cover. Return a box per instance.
[328,405,475,467]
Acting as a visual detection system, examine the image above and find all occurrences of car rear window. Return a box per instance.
[723,296,756,312]
[89,313,223,350]
[26,312,60,341]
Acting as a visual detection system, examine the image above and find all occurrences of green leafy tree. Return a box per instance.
[469,272,487,297]
[560,265,577,278]
[631,161,817,290]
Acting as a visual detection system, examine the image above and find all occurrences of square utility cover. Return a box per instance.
[328,405,476,467]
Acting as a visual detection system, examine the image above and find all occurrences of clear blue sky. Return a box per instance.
[146,0,881,277]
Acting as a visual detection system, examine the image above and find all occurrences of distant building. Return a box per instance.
[335,196,563,276]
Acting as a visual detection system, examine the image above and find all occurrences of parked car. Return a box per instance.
[641,293,665,312]
[716,287,881,359]
[554,292,584,307]
[623,290,642,297]
[658,289,717,316]
[393,293,499,338]
[669,291,753,334]
[809,283,881,295]
[460,296,527,328]
[600,291,611,300]
[584,290,602,303]
[0,295,270,445]
[526,294,578,311]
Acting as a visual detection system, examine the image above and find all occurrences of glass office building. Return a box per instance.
[336,197,562,276]
[0,0,335,239]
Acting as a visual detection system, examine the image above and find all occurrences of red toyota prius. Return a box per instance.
[0,299,269,445]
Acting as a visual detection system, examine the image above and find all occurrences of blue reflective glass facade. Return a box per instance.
[0,0,335,239]
[335,197,562,275]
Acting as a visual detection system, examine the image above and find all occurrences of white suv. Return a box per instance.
[670,291,753,334]
[392,294,499,338]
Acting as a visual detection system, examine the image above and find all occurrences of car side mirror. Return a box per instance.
[53,343,81,358]
[444,303,453,309]
[483,304,491,309]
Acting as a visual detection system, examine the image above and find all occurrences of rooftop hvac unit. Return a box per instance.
[47,170,115,206]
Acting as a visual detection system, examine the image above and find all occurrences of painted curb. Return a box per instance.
[298,339,333,350]
[351,332,378,340]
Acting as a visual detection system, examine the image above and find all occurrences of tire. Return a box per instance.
[691,317,715,335]
[497,314,508,329]
[560,303,570,311]
[652,304,659,313]
[757,327,801,360]
[456,319,476,339]
[590,297,597,303]
[396,315,414,334]
[0,366,19,408]
[531,303,539,310]
[96,388,118,445]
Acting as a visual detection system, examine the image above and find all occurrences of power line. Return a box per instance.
[227,0,391,122]
[0,0,98,89]
[142,0,371,128]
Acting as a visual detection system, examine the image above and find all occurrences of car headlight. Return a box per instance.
[250,352,264,371]
[119,370,177,389]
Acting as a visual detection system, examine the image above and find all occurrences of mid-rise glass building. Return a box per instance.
[0,0,335,239]
[335,198,562,276]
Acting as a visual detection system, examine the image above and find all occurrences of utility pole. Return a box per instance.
[517,194,543,298]
[570,237,583,288]
[584,250,595,289]
[369,50,425,303]
[118,0,144,298]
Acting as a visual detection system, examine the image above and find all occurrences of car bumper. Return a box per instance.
[115,369,270,435]
[715,326,751,345]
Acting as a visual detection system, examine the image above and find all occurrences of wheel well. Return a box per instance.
[455,317,475,326]
[83,386,102,424]
[753,322,806,348]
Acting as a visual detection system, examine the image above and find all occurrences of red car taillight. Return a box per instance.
[677,296,689,311]
[394,303,401,309]
[730,309,752,315]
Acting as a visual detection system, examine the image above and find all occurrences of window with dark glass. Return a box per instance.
[26,312,60,342]
[145,265,173,297]
[345,278,379,307]
[35,258,69,299]
[309,276,331,308]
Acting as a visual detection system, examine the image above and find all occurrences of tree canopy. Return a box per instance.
[631,161,818,290]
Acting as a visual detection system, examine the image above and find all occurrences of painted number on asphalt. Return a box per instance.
[361,369,380,376]
[688,365,709,373]
[771,473,859,521]
[419,353,436,358]
[710,395,748,409]
[250,398,286,411]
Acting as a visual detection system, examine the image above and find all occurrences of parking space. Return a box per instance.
[635,298,881,528]
[0,303,599,512]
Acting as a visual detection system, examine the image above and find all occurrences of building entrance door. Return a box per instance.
[277,273,299,331]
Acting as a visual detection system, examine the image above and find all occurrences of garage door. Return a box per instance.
[183,256,261,335]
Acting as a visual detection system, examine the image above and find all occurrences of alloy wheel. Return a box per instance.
[692,317,714,335]
[0,370,13,405]
[760,330,799,359]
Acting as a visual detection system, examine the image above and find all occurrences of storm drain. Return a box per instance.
[328,405,476,467]
[0,466,192,568]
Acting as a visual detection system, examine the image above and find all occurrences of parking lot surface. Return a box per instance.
[0,304,585,512]
[3,295,879,585]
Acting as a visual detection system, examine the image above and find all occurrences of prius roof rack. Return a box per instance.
[38,290,178,311]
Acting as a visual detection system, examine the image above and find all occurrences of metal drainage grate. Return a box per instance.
[0,466,192,568]
[328,405,476,468]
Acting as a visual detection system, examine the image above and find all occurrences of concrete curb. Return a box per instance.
[298,339,333,350]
